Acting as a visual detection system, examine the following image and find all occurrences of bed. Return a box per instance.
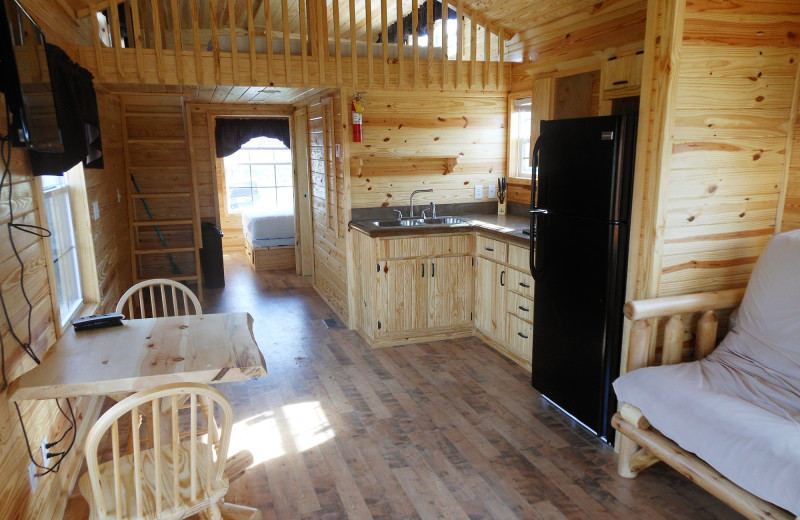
[612,229,800,520]
[241,205,296,271]
[209,34,445,60]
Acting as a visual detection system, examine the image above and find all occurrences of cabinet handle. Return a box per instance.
[421,263,425,277]
[612,80,629,86]
[517,332,528,339]
[431,262,435,277]
[500,270,505,287]
[485,247,494,252]
[518,305,529,312]
[519,282,530,288]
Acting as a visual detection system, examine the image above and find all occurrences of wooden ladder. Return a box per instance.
[121,94,203,300]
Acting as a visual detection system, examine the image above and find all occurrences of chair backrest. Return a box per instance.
[116,279,202,319]
[82,383,233,520]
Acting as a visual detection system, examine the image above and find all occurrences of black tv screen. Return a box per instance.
[0,0,63,151]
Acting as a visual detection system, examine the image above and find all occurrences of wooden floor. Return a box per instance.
[67,252,744,519]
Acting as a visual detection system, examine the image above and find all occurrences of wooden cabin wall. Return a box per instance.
[89,90,135,312]
[295,89,349,324]
[185,103,294,251]
[0,89,130,519]
[782,101,800,231]
[629,0,800,300]
[349,90,506,209]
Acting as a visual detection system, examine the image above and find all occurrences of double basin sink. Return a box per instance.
[371,216,469,228]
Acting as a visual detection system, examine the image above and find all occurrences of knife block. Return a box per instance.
[497,200,507,215]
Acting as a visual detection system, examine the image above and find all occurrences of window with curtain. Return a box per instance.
[223,136,294,213]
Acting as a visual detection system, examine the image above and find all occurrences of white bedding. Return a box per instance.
[614,229,800,516]
[210,34,445,60]
[241,205,295,247]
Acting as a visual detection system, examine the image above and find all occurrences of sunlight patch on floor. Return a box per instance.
[228,401,334,466]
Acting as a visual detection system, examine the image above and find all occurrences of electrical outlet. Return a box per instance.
[488,184,497,199]
[92,201,100,220]
[40,436,48,465]
[28,461,38,493]
[474,185,483,199]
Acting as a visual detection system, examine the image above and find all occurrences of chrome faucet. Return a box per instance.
[421,202,436,219]
[409,189,434,218]
[392,209,403,220]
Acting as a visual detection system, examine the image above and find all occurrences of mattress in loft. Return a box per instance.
[241,206,295,245]
[210,34,445,60]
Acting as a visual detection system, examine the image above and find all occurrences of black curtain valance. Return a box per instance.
[29,44,103,175]
[215,118,291,158]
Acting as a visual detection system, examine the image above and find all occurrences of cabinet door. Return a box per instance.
[376,259,426,336]
[428,256,473,329]
[474,257,506,342]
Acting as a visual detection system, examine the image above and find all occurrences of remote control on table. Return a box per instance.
[72,312,125,331]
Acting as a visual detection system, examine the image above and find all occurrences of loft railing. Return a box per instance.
[78,0,510,90]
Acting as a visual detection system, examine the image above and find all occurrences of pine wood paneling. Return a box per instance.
[349,91,506,209]
[0,90,128,519]
[302,90,349,324]
[656,1,800,296]
[782,97,800,231]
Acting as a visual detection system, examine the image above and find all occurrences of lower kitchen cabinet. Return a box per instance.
[475,257,507,343]
[353,230,474,347]
[475,234,533,369]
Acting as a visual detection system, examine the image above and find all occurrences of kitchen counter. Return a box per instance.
[349,213,531,247]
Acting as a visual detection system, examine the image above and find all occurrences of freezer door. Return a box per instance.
[536,116,622,221]
[531,212,613,436]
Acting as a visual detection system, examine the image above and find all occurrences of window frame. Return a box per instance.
[36,163,100,335]
[508,94,533,179]
[221,136,294,215]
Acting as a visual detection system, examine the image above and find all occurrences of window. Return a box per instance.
[510,97,533,177]
[222,136,294,213]
[39,163,99,331]
[41,171,83,326]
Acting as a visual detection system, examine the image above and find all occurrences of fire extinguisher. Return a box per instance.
[352,95,364,143]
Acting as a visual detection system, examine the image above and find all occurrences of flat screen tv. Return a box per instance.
[0,0,63,151]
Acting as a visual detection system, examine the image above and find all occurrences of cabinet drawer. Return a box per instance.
[379,237,423,259]
[507,314,533,362]
[476,235,508,262]
[507,291,533,323]
[508,244,530,273]
[427,233,473,256]
[507,268,534,299]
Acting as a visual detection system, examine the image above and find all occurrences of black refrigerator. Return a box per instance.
[529,114,637,442]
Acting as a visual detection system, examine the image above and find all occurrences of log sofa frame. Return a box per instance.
[612,288,798,520]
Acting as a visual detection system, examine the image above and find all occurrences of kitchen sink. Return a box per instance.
[370,216,469,227]
[421,216,468,225]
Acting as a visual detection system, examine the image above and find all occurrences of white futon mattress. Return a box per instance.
[614,229,800,516]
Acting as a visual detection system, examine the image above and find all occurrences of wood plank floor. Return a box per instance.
[67,252,744,519]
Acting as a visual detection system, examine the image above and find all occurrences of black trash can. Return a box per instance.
[200,222,225,288]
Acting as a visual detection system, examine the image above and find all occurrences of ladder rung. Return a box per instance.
[131,193,191,199]
[133,219,194,227]
[135,247,196,254]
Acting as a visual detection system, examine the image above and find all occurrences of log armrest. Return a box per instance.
[624,288,745,372]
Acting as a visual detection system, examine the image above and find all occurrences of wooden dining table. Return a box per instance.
[9,312,267,401]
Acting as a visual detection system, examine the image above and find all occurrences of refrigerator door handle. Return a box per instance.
[530,209,546,280]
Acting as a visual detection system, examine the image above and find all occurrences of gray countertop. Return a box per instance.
[349,213,532,247]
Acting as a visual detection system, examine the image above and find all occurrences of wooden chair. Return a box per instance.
[79,382,234,520]
[116,279,202,319]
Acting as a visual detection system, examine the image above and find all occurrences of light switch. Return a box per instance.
[92,201,100,220]
[474,185,483,199]
[488,184,496,199]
